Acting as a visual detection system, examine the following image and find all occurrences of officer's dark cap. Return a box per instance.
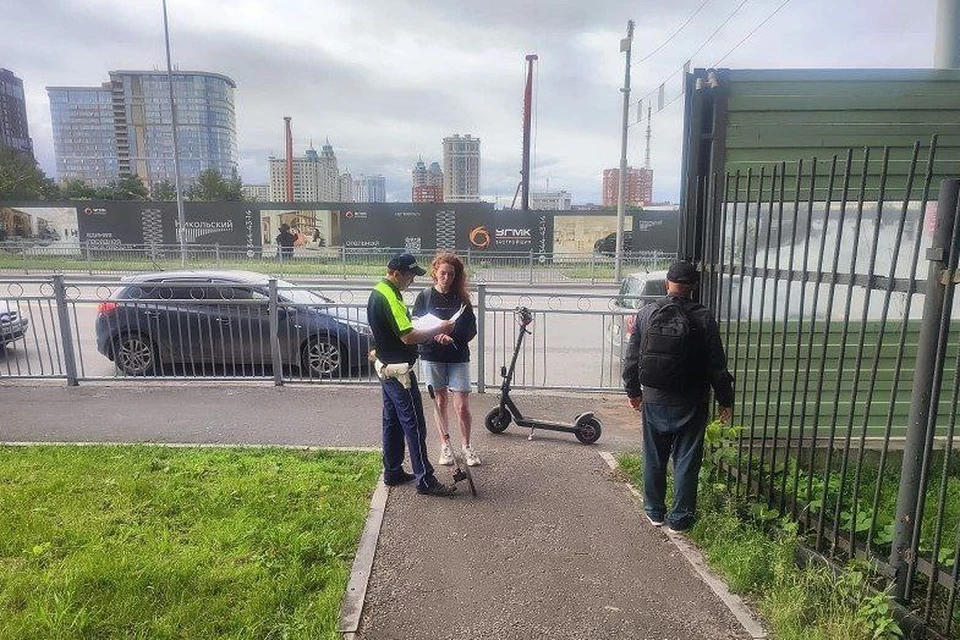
[387,252,426,276]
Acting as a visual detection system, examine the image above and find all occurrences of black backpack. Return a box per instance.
[638,298,698,391]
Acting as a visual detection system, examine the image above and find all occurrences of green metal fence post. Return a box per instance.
[891,178,960,602]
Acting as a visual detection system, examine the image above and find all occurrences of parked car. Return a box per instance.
[95,270,372,377]
[0,299,29,349]
[594,231,633,256]
[610,270,666,346]
[611,269,836,347]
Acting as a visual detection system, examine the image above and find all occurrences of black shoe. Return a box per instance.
[416,482,457,497]
[666,520,694,533]
[384,471,415,486]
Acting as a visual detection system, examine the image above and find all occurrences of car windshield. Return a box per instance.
[276,279,333,306]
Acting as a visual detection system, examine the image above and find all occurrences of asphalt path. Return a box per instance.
[0,383,642,452]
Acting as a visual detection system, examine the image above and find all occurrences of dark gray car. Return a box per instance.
[95,270,372,378]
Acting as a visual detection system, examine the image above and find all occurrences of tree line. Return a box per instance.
[0,147,246,202]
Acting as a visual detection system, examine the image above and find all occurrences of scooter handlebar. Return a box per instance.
[515,306,533,327]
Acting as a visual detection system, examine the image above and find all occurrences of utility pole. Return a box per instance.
[614,20,634,283]
[162,0,186,268]
[934,0,960,68]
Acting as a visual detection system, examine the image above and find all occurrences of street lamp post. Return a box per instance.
[615,20,634,283]
[162,0,187,268]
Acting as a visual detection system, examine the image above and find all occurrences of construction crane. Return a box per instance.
[511,54,538,211]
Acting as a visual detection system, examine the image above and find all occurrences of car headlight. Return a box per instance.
[341,319,372,336]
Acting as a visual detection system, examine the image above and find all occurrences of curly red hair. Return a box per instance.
[430,252,469,303]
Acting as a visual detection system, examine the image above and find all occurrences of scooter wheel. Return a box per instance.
[575,416,602,445]
[484,408,511,434]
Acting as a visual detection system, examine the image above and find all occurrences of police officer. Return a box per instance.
[368,252,457,496]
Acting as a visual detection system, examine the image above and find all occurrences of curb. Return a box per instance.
[338,477,389,637]
[598,451,768,640]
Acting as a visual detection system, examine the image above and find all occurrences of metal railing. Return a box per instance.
[0,240,674,284]
[0,278,651,392]
[695,138,960,636]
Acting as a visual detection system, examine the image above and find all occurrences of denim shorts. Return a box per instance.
[421,360,472,393]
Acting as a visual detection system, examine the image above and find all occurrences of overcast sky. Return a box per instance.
[1,0,939,204]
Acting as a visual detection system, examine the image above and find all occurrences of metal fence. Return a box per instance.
[0,277,655,392]
[694,137,960,636]
[0,241,674,285]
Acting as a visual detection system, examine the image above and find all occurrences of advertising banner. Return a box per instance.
[459,208,554,254]
[631,208,680,252]
[181,203,258,252]
[76,202,177,247]
[0,205,81,254]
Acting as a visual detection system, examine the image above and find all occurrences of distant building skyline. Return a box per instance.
[0,68,33,158]
[529,190,571,210]
[442,134,480,203]
[267,140,339,201]
[241,183,268,200]
[412,157,443,202]
[601,167,653,208]
[354,174,386,202]
[47,70,237,190]
[339,171,354,202]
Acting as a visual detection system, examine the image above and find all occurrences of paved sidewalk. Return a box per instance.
[1,382,759,638]
[358,432,750,640]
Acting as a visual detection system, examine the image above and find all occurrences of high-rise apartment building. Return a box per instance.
[267,141,340,202]
[442,134,480,202]
[529,190,572,210]
[47,70,237,189]
[0,69,33,158]
[412,158,443,202]
[339,172,354,202]
[601,167,653,208]
[354,174,386,202]
[241,184,269,201]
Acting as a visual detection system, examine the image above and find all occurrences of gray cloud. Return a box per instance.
[1,0,942,204]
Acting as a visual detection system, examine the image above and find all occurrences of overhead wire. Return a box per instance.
[629,0,793,128]
[633,0,749,109]
[633,0,713,66]
[712,0,792,66]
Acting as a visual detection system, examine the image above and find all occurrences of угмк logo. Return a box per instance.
[344,210,368,220]
[83,207,107,216]
[469,226,491,249]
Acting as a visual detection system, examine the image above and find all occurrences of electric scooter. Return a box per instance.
[483,307,602,445]
[427,384,478,497]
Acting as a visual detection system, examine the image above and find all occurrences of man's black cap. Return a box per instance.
[387,252,426,276]
[666,260,699,285]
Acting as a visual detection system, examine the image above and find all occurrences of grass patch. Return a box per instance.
[0,445,381,639]
[617,449,903,639]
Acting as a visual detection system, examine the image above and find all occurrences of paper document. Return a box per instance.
[412,304,465,331]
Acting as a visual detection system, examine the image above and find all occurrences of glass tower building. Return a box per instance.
[47,70,237,189]
[0,68,34,158]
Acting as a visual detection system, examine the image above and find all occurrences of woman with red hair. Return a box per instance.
[413,252,480,466]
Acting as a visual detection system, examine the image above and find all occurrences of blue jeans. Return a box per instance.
[642,402,708,529]
[380,372,437,490]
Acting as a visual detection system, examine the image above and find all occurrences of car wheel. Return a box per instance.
[302,336,344,378]
[113,333,157,376]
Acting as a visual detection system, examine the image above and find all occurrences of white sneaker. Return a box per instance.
[462,444,481,467]
[438,442,454,466]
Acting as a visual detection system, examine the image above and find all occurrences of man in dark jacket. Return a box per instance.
[368,252,457,497]
[622,260,734,532]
